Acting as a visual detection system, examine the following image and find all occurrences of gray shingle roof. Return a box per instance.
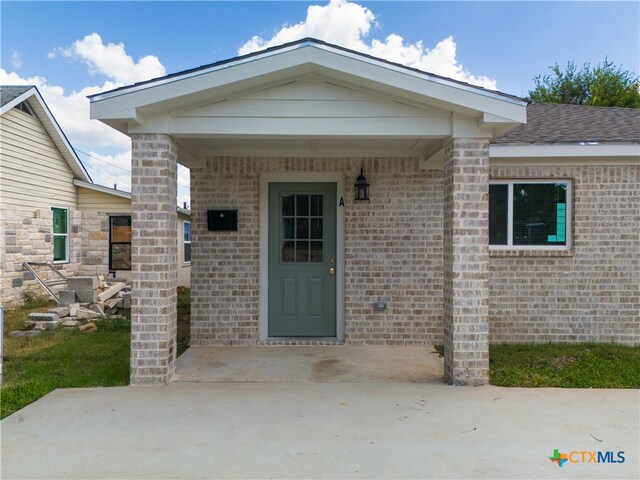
[0,85,33,108]
[493,103,640,144]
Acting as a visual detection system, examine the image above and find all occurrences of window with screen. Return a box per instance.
[489,181,570,248]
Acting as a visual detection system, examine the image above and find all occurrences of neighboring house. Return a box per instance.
[0,85,190,307]
[89,38,639,386]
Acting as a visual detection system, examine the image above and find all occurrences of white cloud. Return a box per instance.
[0,68,130,150]
[0,34,177,200]
[79,152,190,209]
[81,150,132,190]
[61,33,166,84]
[11,50,22,70]
[238,0,497,90]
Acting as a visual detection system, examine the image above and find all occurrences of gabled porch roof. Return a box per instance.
[89,38,526,165]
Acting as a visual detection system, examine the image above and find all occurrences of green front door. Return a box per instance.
[268,183,337,337]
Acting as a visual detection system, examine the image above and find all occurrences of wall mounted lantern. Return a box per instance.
[354,168,370,201]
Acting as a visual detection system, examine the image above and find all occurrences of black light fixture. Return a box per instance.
[354,168,370,201]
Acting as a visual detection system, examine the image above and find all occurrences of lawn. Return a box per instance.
[1,296,131,419]
[3,292,638,418]
[489,343,640,388]
[1,288,192,419]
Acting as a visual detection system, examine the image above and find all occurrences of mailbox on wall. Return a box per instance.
[207,210,238,231]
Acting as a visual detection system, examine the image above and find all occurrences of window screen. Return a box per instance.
[489,181,569,248]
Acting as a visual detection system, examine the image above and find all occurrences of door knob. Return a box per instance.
[329,267,336,275]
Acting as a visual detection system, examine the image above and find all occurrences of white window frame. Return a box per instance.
[51,206,70,263]
[183,221,191,265]
[489,179,572,251]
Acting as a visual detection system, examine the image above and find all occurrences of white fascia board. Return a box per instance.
[490,143,640,158]
[90,43,526,125]
[74,179,132,199]
[4,88,91,182]
[177,207,191,217]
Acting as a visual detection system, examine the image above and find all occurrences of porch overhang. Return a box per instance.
[89,38,527,166]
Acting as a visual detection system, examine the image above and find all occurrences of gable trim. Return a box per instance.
[89,38,526,106]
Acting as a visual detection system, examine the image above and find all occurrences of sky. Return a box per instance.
[1,1,638,207]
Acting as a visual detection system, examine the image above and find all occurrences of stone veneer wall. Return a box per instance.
[0,207,82,306]
[190,157,444,346]
[78,211,132,282]
[489,164,640,345]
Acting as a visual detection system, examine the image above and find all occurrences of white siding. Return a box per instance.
[0,108,77,210]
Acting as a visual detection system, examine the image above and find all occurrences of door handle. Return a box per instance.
[329,267,336,275]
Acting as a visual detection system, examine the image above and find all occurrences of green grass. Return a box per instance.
[177,286,191,357]
[1,311,131,419]
[1,288,193,419]
[490,343,640,388]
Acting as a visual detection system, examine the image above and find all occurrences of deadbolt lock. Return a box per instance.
[329,257,335,264]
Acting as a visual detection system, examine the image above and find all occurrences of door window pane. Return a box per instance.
[296,195,309,216]
[282,217,295,239]
[310,241,323,262]
[310,195,323,216]
[296,218,309,239]
[310,218,323,239]
[282,195,295,216]
[282,241,295,262]
[281,193,324,263]
[296,241,309,262]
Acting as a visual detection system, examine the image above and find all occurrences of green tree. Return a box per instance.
[529,59,640,108]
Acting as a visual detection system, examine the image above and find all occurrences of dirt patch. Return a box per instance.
[207,361,227,369]
[311,357,355,381]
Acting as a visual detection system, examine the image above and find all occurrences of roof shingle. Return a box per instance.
[0,85,33,108]
[493,103,640,144]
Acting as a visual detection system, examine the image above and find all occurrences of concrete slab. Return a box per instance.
[1,382,637,479]
[177,346,444,383]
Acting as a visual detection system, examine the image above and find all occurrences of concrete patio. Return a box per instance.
[176,345,444,383]
[2,379,638,479]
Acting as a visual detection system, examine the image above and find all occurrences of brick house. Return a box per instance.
[88,39,639,386]
[0,85,191,307]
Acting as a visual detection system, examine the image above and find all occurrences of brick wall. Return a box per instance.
[489,164,640,345]
[190,157,444,346]
[0,207,82,306]
[189,158,638,347]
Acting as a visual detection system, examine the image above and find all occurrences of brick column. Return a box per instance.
[443,138,490,385]
[130,134,178,385]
